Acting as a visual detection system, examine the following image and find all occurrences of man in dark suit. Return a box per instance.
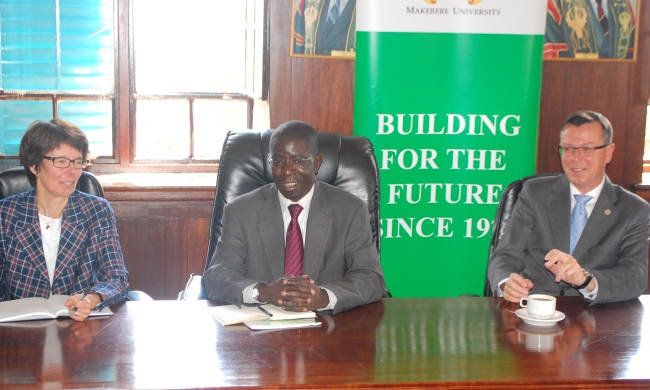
[488,110,649,303]
[204,121,385,314]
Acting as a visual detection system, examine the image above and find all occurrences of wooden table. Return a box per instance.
[1,296,649,389]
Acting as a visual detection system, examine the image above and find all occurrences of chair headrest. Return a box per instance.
[203,129,380,273]
[0,167,105,199]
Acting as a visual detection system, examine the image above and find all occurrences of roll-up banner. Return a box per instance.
[354,0,547,297]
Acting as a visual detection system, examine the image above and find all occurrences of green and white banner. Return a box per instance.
[354,0,547,297]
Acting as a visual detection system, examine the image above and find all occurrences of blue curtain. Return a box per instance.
[0,0,113,155]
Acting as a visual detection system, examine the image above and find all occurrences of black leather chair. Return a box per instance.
[0,166,153,302]
[0,167,105,199]
[179,129,382,300]
[483,173,561,296]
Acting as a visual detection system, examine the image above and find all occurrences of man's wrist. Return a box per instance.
[256,283,268,303]
[318,287,336,311]
[318,288,330,308]
[572,269,593,290]
[251,284,260,301]
[496,277,509,297]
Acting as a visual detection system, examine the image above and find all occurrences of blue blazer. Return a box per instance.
[0,189,129,309]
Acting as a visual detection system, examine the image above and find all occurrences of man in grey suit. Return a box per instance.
[204,121,385,314]
[488,110,649,304]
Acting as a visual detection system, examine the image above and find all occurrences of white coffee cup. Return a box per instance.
[517,323,563,352]
[520,294,556,319]
[523,332,555,352]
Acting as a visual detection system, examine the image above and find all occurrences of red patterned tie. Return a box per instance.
[596,0,609,37]
[284,204,304,276]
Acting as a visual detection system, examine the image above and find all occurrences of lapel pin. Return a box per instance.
[604,209,611,215]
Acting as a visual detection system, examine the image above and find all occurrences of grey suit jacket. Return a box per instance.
[203,181,385,314]
[487,175,649,303]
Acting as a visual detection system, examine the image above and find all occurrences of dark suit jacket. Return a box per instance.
[0,189,129,309]
[315,0,356,55]
[203,181,385,314]
[487,175,649,303]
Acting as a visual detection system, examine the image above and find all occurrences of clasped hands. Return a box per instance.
[501,249,589,303]
[258,275,329,312]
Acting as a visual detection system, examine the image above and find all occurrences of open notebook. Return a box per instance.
[208,304,320,330]
[0,295,113,323]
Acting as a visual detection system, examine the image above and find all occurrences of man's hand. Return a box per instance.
[501,273,534,303]
[544,249,589,287]
[258,275,329,312]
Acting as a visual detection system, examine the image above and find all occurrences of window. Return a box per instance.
[0,0,115,157]
[644,102,650,177]
[0,0,268,172]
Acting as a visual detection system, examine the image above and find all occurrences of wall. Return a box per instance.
[267,1,650,295]
[269,1,650,188]
[106,188,213,300]
[269,2,355,135]
[113,2,650,299]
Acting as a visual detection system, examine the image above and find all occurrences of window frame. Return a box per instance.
[129,94,254,165]
[643,99,650,173]
[0,0,269,174]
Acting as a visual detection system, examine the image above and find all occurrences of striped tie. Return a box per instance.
[570,194,592,254]
[595,0,609,38]
[284,204,304,276]
[325,0,341,36]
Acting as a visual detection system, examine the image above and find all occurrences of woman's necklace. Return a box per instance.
[41,215,56,230]
[40,210,63,230]
[37,196,65,230]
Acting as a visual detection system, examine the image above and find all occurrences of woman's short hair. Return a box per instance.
[19,119,89,187]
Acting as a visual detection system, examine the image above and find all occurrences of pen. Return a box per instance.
[258,306,274,318]
[72,282,94,316]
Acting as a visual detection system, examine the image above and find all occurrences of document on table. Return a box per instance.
[243,318,322,330]
[0,295,113,323]
[208,304,318,328]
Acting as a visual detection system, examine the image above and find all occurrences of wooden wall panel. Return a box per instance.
[164,219,190,299]
[623,7,650,187]
[270,1,355,134]
[537,61,634,184]
[115,214,211,300]
[188,218,211,274]
[290,59,355,133]
[108,189,213,300]
[117,219,167,299]
[629,186,650,294]
[269,0,292,126]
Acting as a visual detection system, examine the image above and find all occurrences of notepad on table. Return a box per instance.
[208,304,316,326]
[0,295,113,323]
[243,318,322,330]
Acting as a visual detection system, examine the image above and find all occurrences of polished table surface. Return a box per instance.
[1,296,649,389]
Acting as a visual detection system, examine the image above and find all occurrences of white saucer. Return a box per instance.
[515,308,565,327]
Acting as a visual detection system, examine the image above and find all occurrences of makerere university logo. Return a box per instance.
[424,0,483,4]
